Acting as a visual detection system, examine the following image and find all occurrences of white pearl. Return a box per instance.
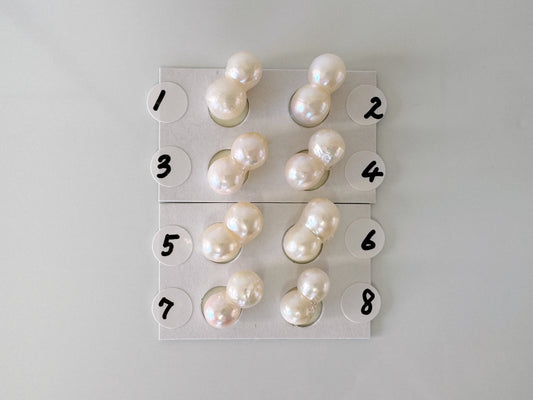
[202,287,241,329]
[285,152,325,191]
[201,222,241,263]
[297,268,330,303]
[207,157,246,195]
[308,129,345,169]
[308,53,346,94]
[224,202,263,244]
[226,270,264,308]
[283,224,322,263]
[280,288,321,326]
[299,198,340,242]
[225,51,263,91]
[290,84,331,127]
[230,132,268,171]
[205,77,247,121]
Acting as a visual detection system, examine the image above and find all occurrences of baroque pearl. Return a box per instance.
[297,267,330,303]
[283,224,322,264]
[205,78,247,121]
[202,287,242,329]
[207,156,246,195]
[280,288,321,326]
[308,129,345,169]
[230,132,268,171]
[224,202,263,244]
[226,270,264,308]
[285,152,325,191]
[308,53,346,93]
[299,198,340,242]
[225,51,263,91]
[201,222,241,263]
[290,84,330,128]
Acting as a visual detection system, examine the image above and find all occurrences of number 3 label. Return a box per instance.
[150,146,191,188]
[345,218,385,259]
[345,151,386,191]
[341,283,381,323]
[152,225,193,266]
[346,85,387,126]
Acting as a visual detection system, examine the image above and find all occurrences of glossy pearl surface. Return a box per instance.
[285,152,325,191]
[225,51,263,91]
[280,288,321,326]
[226,270,264,308]
[205,77,247,121]
[299,198,340,242]
[224,202,263,244]
[283,224,322,263]
[308,53,346,93]
[201,222,241,263]
[202,287,241,329]
[290,84,331,127]
[230,132,268,171]
[207,157,246,195]
[297,268,330,303]
[308,129,345,169]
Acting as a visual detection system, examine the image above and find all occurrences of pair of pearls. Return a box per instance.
[202,202,263,263]
[202,270,264,329]
[207,132,268,195]
[280,268,330,326]
[205,51,262,126]
[285,128,345,190]
[283,198,340,263]
[290,53,346,127]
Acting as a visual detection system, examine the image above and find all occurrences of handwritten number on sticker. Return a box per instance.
[364,97,383,120]
[156,154,171,179]
[361,289,375,315]
[361,160,384,183]
[153,90,166,111]
[158,297,174,320]
[161,234,180,256]
[361,229,376,251]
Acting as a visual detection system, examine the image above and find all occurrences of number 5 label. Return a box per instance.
[152,225,193,266]
[345,218,385,259]
[345,151,386,191]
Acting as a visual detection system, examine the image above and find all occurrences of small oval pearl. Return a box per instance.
[290,84,331,127]
[224,202,263,244]
[230,132,268,171]
[299,198,340,242]
[205,77,247,121]
[280,288,321,326]
[297,268,330,303]
[201,222,241,263]
[307,53,346,94]
[202,287,242,329]
[226,270,264,308]
[225,51,263,91]
[308,129,345,169]
[283,224,322,263]
[285,152,325,191]
[207,157,246,195]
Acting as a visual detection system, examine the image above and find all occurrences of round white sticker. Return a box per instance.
[150,146,191,188]
[345,218,385,259]
[346,85,387,125]
[147,82,188,123]
[345,151,386,191]
[341,282,381,323]
[152,288,193,329]
[152,225,193,266]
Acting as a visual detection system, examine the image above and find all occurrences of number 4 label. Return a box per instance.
[345,151,386,191]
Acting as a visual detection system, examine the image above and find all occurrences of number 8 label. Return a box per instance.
[341,283,381,323]
[345,218,385,259]
[150,146,192,188]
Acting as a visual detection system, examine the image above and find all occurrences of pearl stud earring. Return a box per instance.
[283,198,339,263]
[280,268,330,326]
[207,132,268,195]
[285,128,345,190]
[202,270,264,329]
[289,53,346,128]
[202,202,263,263]
[205,51,263,127]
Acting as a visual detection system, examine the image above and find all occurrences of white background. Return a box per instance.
[1,1,532,398]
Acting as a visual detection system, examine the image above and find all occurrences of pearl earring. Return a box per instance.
[208,132,268,195]
[202,270,264,329]
[285,128,345,190]
[202,202,263,263]
[283,198,339,263]
[289,53,346,128]
[280,268,330,326]
[205,51,262,127]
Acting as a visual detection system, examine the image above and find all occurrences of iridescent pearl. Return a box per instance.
[297,268,330,303]
[207,157,246,195]
[205,78,247,121]
[285,152,326,190]
[225,51,263,91]
[299,198,340,242]
[290,84,331,127]
[308,53,346,93]
[202,287,241,329]
[280,288,321,326]
[283,223,322,264]
[224,202,263,244]
[226,270,264,308]
[308,129,345,169]
[230,132,268,171]
[201,222,241,263]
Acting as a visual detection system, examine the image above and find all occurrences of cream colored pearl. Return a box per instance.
[224,202,263,244]
[226,270,264,308]
[201,222,241,263]
[308,129,345,169]
[308,53,346,93]
[230,132,268,171]
[299,198,340,242]
[205,78,247,121]
[225,51,263,91]
[290,84,331,128]
[285,152,325,191]
[202,287,241,329]
[297,268,330,303]
[280,288,321,326]
[283,224,322,264]
[207,157,246,195]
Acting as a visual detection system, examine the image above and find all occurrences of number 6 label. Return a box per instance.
[341,283,381,323]
[345,151,386,191]
[345,218,385,259]
[150,146,192,188]
[152,225,193,266]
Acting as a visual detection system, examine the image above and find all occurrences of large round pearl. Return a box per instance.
[226,270,264,308]
[202,287,242,329]
[290,84,331,127]
[224,202,263,244]
[297,268,330,303]
[308,53,346,94]
[207,157,246,195]
[308,129,345,169]
[285,152,325,191]
[280,288,321,326]
[230,132,268,171]
[205,77,247,121]
[225,51,263,91]
[283,224,322,263]
[299,198,340,242]
[201,222,241,263]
